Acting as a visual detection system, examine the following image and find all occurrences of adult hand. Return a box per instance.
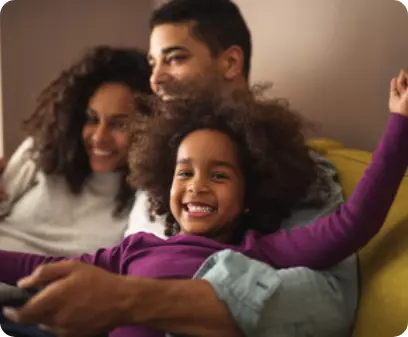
[3,261,136,337]
[4,260,244,337]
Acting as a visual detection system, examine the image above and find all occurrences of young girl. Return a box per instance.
[0,72,408,337]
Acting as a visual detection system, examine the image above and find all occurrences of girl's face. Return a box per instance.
[170,129,245,243]
[82,82,134,173]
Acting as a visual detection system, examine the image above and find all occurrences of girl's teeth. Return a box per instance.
[187,204,214,213]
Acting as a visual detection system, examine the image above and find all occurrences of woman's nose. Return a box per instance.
[92,123,109,145]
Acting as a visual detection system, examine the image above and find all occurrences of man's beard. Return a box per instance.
[155,73,223,101]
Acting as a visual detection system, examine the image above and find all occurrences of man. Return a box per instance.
[3,1,358,336]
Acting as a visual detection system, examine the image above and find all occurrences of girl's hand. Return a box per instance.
[389,69,408,117]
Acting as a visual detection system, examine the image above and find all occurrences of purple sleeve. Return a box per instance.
[0,234,140,285]
[254,113,408,269]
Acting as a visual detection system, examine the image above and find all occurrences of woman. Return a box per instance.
[0,45,151,256]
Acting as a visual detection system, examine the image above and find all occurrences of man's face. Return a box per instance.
[148,23,224,100]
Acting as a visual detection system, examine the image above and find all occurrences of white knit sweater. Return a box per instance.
[0,138,129,256]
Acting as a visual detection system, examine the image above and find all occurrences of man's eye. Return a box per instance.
[166,55,187,64]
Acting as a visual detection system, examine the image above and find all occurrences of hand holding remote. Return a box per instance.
[0,283,39,308]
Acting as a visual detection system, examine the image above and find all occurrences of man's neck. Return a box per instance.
[222,77,249,98]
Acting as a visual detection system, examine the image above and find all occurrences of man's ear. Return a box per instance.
[219,46,245,81]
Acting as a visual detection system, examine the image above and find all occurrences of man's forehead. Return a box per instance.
[149,23,197,55]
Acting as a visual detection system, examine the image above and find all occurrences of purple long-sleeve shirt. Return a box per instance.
[1,113,408,337]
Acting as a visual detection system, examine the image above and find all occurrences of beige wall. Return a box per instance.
[1,0,152,155]
[236,0,408,150]
[1,0,408,153]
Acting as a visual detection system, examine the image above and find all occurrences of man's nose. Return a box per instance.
[150,64,171,93]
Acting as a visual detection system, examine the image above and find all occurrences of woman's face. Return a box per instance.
[82,82,134,173]
[170,129,246,243]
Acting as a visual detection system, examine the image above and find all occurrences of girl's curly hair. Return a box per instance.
[129,89,328,238]
[23,45,152,217]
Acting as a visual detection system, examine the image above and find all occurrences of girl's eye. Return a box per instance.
[211,173,229,181]
[177,171,193,178]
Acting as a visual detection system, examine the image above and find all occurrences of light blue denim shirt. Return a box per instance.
[193,154,358,337]
[195,250,357,337]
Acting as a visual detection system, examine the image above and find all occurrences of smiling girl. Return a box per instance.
[0,70,407,337]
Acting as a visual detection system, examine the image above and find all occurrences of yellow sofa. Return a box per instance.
[309,139,408,337]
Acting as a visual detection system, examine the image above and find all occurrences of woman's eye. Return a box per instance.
[111,120,128,131]
[86,116,99,125]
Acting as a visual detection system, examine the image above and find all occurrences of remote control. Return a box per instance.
[0,283,39,308]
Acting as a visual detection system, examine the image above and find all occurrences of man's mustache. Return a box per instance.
[155,75,220,99]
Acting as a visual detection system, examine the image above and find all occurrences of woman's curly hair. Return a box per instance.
[23,45,152,217]
[129,89,328,238]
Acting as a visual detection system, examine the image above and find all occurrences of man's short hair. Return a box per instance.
[150,0,252,80]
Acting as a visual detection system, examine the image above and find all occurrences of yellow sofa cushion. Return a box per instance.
[307,138,344,155]
[325,149,408,337]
